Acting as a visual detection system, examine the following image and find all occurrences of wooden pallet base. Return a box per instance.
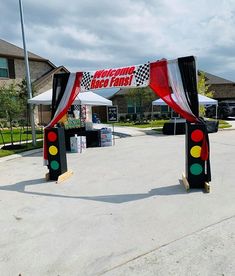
[182,173,190,192]
[45,172,50,181]
[182,173,211,193]
[204,182,210,193]
[56,170,73,184]
[45,170,73,183]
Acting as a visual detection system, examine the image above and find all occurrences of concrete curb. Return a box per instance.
[0,148,43,163]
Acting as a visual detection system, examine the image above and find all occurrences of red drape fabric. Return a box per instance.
[149,60,198,123]
[201,135,209,161]
[149,59,209,167]
[47,72,83,128]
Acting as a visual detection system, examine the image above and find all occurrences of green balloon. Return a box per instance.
[190,163,203,175]
[50,160,59,170]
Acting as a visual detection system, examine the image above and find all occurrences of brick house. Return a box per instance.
[109,71,235,120]
[109,88,158,120]
[203,71,235,101]
[0,38,69,124]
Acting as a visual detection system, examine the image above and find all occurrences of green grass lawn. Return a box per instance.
[112,119,169,128]
[0,128,43,145]
[0,127,44,158]
[112,119,231,129]
[0,140,43,158]
[214,120,231,129]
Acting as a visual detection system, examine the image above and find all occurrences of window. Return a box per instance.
[0,58,9,78]
[127,105,135,114]
[127,98,141,114]
[160,105,169,113]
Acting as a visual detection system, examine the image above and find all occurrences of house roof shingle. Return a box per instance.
[202,71,234,85]
[0,38,48,61]
[33,66,69,88]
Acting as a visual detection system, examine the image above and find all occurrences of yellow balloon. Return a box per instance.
[49,145,58,155]
[190,145,201,158]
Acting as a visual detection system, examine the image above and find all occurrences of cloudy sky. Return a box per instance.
[1,0,235,81]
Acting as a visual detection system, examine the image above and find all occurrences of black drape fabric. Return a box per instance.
[178,56,199,118]
[51,73,70,119]
[177,56,211,183]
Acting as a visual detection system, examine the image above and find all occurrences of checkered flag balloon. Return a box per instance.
[135,63,150,86]
[80,72,93,91]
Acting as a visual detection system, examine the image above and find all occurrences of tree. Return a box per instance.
[126,87,155,121]
[0,82,24,144]
[17,78,36,120]
[198,71,214,116]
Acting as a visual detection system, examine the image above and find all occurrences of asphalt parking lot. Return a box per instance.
[0,128,234,275]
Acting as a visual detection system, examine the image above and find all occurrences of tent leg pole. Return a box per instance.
[151,104,153,129]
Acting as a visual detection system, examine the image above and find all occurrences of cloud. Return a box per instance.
[1,0,235,80]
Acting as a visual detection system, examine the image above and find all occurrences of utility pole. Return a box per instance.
[19,0,36,146]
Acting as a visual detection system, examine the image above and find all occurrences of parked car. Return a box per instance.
[205,101,235,119]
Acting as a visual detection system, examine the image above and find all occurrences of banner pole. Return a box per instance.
[19,0,36,146]
[112,123,115,146]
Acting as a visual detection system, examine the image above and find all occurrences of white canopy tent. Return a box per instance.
[28,89,112,125]
[28,89,112,106]
[152,94,218,119]
[152,94,218,106]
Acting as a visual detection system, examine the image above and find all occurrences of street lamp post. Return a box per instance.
[19,0,36,146]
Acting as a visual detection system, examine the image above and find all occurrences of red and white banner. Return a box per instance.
[80,63,150,91]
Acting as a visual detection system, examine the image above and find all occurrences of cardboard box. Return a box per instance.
[100,128,112,147]
[70,135,82,153]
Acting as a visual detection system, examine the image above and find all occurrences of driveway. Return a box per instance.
[0,129,234,275]
[93,123,159,138]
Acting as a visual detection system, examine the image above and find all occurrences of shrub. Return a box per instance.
[119,116,125,122]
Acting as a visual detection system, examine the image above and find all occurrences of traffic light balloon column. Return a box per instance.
[45,127,67,181]
[185,122,210,190]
